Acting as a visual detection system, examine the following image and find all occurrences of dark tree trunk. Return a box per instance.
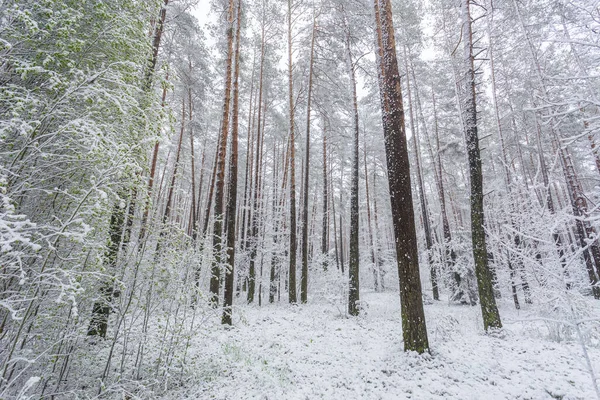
[461,0,502,330]
[138,3,170,243]
[375,0,429,352]
[287,0,298,304]
[339,197,344,275]
[300,19,317,304]
[222,0,241,325]
[332,187,340,271]
[210,0,235,306]
[562,150,600,299]
[322,122,329,271]
[247,21,267,304]
[343,12,360,316]
[87,201,125,337]
[188,83,198,241]
[240,51,257,251]
[145,0,169,89]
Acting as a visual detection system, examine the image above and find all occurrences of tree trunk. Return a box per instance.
[375,0,429,352]
[364,149,378,292]
[332,187,340,271]
[138,1,170,243]
[343,12,360,316]
[287,0,298,304]
[87,201,126,337]
[461,0,502,330]
[562,149,600,299]
[210,0,235,306]
[222,0,241,325]
[188,80,198,240]
[300,18,317,304]
[322,122,329,271]
[247,21,267,304]
[240,50,257,250]
[144,0,169,89]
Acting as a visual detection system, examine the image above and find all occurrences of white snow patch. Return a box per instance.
[165,292,599,399]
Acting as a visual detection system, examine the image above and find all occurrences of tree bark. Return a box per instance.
[343,12,360,316]
[461,0,502,330]
[188,80,198,240]
[287,0,298,304]
[301,18,317,304]
[240,50,257,251]
[210,0,235,306]
[332,186,340,271]
[375,0,429,352]
[144,0,169,89]
[222,0,241,325]
[247,19,267,304]
[321,122,329,271]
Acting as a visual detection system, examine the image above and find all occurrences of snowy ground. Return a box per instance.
[165,291,600,399]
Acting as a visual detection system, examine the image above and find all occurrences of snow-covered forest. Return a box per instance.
[1,0,599,398]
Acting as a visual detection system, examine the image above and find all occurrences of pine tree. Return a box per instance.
[288,0,298,304]
[460,0,502,330]
[210,0,236,307]
[374,0,429,353]
[342,6,360,316]
[222,0,242,325]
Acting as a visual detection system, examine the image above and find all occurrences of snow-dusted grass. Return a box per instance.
[166,292,599,399]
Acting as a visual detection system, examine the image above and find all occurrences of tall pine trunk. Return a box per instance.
[301,18,317,304]
[240,50,257,250]
[188,82,198,240]
[247,19,266,304]
[461,0,502,330]
[210,0,235,306]
[287,0,298,304]
[321,122,329,271]
[343,11,360,316]
[375,0,429,353]
[222,0,241,325]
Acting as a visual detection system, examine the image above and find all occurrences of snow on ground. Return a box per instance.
[166,292,600,399]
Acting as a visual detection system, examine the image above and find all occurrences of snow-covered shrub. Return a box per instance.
[0,0,161,396]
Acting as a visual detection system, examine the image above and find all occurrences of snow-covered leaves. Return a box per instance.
[0,0,160,395]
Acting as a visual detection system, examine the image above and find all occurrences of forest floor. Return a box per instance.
[164,291,600,399]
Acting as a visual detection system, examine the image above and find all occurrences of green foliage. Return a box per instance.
[0,0,161,396]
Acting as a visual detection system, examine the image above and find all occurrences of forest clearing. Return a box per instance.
[163,291,600,399]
